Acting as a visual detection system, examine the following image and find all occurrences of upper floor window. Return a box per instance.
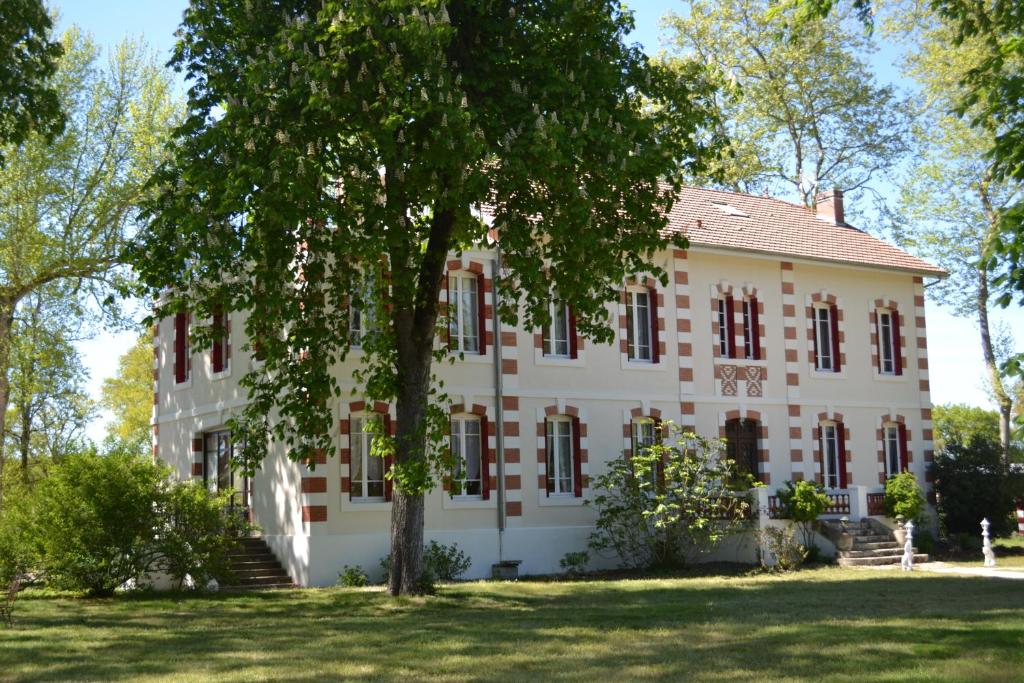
[877,309,902,375]
[350,416,386,501]
[743,297,761,360]
[813,304,841,372]
[451,415,485,498]
[174,310,191,384]
[211,307,229,373]
[883,423,907,478]
[543,299,573,358]
[545,416,581,496]
[448,272,481,354]
[820,421,847,489]
[626,287,655,362]
[717,296,735,358]
[349,273,378,347]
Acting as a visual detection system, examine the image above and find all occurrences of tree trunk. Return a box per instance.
[19,396,31,483]
[977,266,1013,464]
[0,300,14,509]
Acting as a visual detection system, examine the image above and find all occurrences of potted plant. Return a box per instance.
[893,515,907,545]
[836,516,854,551]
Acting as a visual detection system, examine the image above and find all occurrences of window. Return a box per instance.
[451,416,485,497]
[174,311,191,383]
[350,416,386,500]
[883,423,907,478]
[211,307,229,373]
[448,272,481,353]
[350,273,378,347]
[543,299,572,358]
[814,305,840,372]
[631,419,656,457]
[743,297,761,360]
[545,416,580,496]
[626,288,656,362]
[877,309,902,375]
[725,418,759,479]
[717,297,735,358]
[820,422,846,489]
[203,430,249,509]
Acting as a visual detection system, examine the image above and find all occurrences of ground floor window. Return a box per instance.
[351,416,385,500]
[203,430,249,509]
[546,417,575,495]
[725,418,759,481]
[821,422,842,489]
[451,416,483,497]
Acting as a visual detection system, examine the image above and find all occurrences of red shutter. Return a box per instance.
[568,306,578,359]
[649,288,660,363]
[212,307,225,373]
[653,417,665,488]
[445,272,452,350]
[726,295,736,359]
[829,305,841,372]
[174,311,188,383]
[545,420,553,496]
[891,309,903,375]
[812,308,819,368]
[749,297,761,360]
[348,416,355,501]
[477,271,487,355]
[837,422,848,489]
[572,416,583,497]
[383,413,394,501]
[898,423,909,472]
[480,415,490,500]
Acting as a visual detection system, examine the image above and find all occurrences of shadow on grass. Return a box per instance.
[3,570,1022,681]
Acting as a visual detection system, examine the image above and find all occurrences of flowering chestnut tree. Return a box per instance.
[133,0,720,594]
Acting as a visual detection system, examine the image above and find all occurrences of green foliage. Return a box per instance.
[158,483,251,591]
[21,448,167,596]
[933,429,1016,537]
[559,551,590,577]
[757,526,805,572]
[589,423,753,569]
[100,334,156,455]
[664,0,909,215]
[380,540,471,586]
[338,565,369,588]
[0,0,64,162]
[884,472,927,523]
[776,480,831,550]
[933,404,1005,453]
[0,484,36,584]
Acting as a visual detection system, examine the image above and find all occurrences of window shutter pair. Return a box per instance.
[725,295,736,359]
[898,423,909,473]
[836,422,848,489]
[649,288,660,363]
[212,307,226,373]
[174,311,188,383]
[748,297,761,360]
[829,305,842,372]
[572,416,583,498]
[480,415,491,500]
[383,413,394,501]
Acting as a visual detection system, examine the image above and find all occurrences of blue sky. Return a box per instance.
[49,1,1021,441]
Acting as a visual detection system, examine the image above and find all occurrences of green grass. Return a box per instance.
[2,568,1023,682]
[941,535,1024,571]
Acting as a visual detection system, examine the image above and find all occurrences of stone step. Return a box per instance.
[227,551,277,561]
[838,553,929,567]
[222,582,296,592]
[852,541,900,551]
[236,573,294,585]
[233,567,291,579]
[228,560,282,571]
[841,547,919,558]
[851,534,894,543]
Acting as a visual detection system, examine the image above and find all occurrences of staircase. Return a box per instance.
[831,520,930,568]
[225,537,296,590]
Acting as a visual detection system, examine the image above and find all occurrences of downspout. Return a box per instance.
[491,243,507,561]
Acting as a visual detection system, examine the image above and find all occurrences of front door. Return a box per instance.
[203,430,251,520]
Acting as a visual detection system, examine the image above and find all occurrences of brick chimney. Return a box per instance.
[815,189,844,225]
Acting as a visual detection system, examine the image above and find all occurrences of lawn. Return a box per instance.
[940,535,1024,571]
[2,568,1023,682]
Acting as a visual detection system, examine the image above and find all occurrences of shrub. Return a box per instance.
[338,565,369,587]
[588,423,753,569]
[380,541,472,587]
[776,480,830,551]
[559,551,590,577]
[757,526,805,572]
[933,432,1016,537]
[157,483,251,590]
[884,472,926,523]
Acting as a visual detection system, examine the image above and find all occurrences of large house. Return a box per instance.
[153,187,944,586]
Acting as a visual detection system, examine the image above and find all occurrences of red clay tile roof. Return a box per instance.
[663,186,945,277]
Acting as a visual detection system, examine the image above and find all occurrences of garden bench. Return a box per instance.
[1,575,22,627]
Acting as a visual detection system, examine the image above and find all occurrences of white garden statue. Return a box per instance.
[981,518,996,568]
[901,520,915,571]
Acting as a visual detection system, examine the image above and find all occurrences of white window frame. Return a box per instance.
[542,298,571,358]
[449,272,480,353]
[717,298,730,357]
[883,424,901,478]
[350,416,386,501]
[547,417,575,495]
[631,419,656,457]
[450,415,483,498]
[878,310,896,374]
[349,272,377,348]
[626,288,652,362]
[814,305,835,372]
[820,422,840,489]
[742,299,754,359]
